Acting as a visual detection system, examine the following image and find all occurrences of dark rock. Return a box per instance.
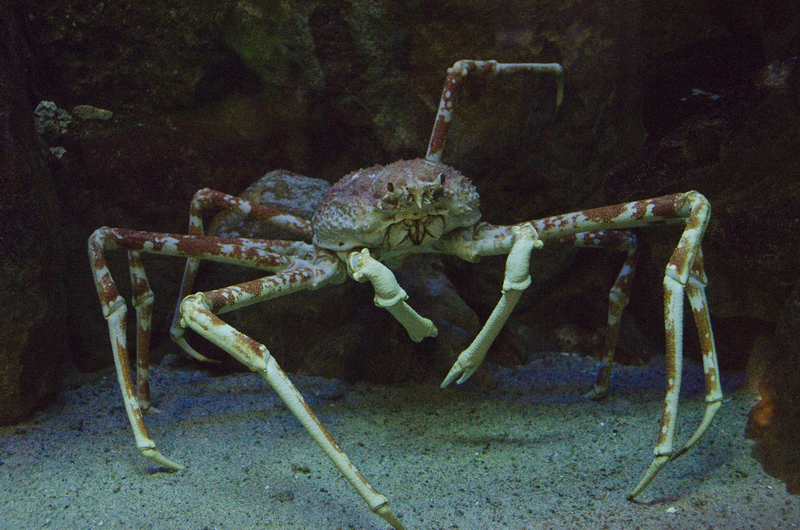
[746,279,800,495]
[8,0,798,396]
[0,5,65,424]
[603,58,800,369]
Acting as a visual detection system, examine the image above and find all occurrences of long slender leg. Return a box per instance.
[88,227,314,470]
[89,232,184,470]
[426,60,564,162]
[442,224,542,387]
[179,260,404,530]
[128,251,154,410]
[566,231,639,400]
[440,191,722,497]
[441,227,638,393]
[169,188,314,359]
[672,249,723,458]
[627,198,717,500]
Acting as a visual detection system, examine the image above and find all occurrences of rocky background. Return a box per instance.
[1,0,799,491]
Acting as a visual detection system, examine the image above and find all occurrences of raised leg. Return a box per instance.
[426,59,564,162]
[179,259,404,530]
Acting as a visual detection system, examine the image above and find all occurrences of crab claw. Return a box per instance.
[442,224,540,389]
[441,353,479,388]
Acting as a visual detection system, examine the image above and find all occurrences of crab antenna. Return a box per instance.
[425,60,564,163]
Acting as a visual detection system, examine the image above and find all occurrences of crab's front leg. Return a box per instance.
[442,224,542,387]
[345,248,438,342]
[179,255,405,530]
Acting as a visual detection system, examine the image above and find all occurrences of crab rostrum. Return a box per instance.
[89,60,722,530]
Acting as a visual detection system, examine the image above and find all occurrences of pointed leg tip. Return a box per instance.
[374,504,404,530]
[628,454,671,500]
[440,373,457,389]
[583,386,608,401]
[141,448,185,471]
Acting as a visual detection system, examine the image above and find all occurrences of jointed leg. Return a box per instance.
[565,231,639,400]
[627,248,723,499]
[88,227,317,470]
[426,60,564,162]
[169,188,314,359]
[442,224,542,387]
[346,248,439,342]
[679,250,723,455]
[89,232,184,470]
[441,191,723,498]
[128,251,154,410]
[179,260,404,530]
[441,227,638,393]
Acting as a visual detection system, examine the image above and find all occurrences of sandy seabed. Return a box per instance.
[1,352,798,529]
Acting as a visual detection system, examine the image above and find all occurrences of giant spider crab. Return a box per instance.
[89,60,723,529]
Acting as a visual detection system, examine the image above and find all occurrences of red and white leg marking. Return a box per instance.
[179,260,404,530]
[91,228,404,528]
[88,227,320,470]
[425,59,564,162]
[128,251,154,410]
[89,231,185,470]
[169,188,314,359]
[680,250,723,454]
[440,191,723,499]
[565,231,639,400]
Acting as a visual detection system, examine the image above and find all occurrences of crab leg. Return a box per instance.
[441,191,722,498]
[89,231,188,470]
[627,248,723,499]
[128,251,154,409]
[179,261,404,530]
[566,231,639,400]
[426,59,564,162]
[88,227,312,470]
[680,250,723,454]
[169,188,314,359]
[346,248,438,342]
[442,224,542,386]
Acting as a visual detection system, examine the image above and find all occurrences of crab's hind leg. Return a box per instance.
[88,231,184,470]
[565,231,639,401]
[90,227,308,470]
[128,250,155,410]
[670,249,723,459]
[628,200,723,500]
[179,258,405,530]
[169,188,314,360]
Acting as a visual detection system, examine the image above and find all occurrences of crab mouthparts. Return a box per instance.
[385,214,445,248]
